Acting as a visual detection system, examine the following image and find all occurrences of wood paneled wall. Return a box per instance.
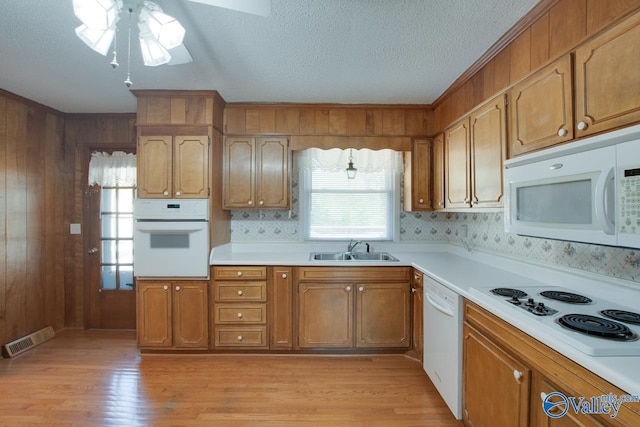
[0,90,65,346]
[225,104,433,138]
[433,0,640,131]
[63,114,136,328]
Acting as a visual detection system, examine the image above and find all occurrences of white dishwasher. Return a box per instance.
[423,273,463,419]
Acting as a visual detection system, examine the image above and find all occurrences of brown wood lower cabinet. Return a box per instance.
[463,300,640,427]
[137,280,209,349]
[411,269,424,362]
[297,267,411,350]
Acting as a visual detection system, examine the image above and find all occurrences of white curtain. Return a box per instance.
[88,151,136,187]
[295,148,403,173]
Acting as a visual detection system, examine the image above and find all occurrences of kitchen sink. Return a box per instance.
[309,252,399,261]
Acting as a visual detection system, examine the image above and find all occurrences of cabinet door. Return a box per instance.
[445,119,471,209]
[470,94,506,208]
[411,271,423,361]
[137,135,173,198]
[137,281,172,348]
[173,135,209,199]
[405,139,433,211]
[270,267,293,349]
[463,324,530,427]
[509,54,573,157]
[575,11,640,137]
[172,281,209,349]
[530,372,607,427]
[356,282,410,348]
[432,133,445,211]
[298,282,354,348]
[223,137,256,209]
[256,137,289,209]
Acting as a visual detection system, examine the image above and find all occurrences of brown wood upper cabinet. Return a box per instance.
[137,280,209,349]
[432,133,445,211]
[508,54,573,157]
[223,136,290,209]
[403,139,433,211]
[445,94,506,209]
[574,9,640,138]
[137,135,209,198]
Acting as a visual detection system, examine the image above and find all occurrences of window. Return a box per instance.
[299,148,402,241]
[100,186,135,290]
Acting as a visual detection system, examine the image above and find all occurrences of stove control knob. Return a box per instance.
[535,302,546,312]
[510,295,520,304]
[526,298,535,307]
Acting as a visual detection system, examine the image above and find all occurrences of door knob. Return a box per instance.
[88,247,98,254]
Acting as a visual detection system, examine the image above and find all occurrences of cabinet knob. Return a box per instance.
[237,312,243,318]
[237,335,243,342]
[237,271,243,277]
[577,121,588,130]
[163,285,168,291]
[414,274,420,280]
[557,128,568,137]
[247,200,253,206]
[419,198,424,203]
[540,392,563,415]
[411,287,416,293]
[175,191,181,196]
[175,285,181,291]
[358,286,364,292]
[281,273,287,279]
[163,191,169,196]
[513,370,523,383]
[237,290,243,296]
[259,200,264,206]
[438,201,443,207]
[346,286,351,292]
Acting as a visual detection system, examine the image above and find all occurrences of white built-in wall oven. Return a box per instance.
[133,199,209,278]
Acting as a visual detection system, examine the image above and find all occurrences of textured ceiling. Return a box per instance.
[0,0,539,113]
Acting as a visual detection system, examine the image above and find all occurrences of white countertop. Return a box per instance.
[210,241,640,395]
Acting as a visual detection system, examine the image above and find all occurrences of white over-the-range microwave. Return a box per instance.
[504,124,640,249]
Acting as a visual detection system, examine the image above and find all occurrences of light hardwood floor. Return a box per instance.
[0,330,462,426]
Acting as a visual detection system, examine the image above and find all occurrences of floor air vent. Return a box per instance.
[2,326,55,358]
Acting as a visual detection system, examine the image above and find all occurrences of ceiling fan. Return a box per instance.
[72,0,271,86]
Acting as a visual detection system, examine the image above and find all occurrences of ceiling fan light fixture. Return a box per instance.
[73,0,121,30]
[75,24,116,55]
[138,26,171,66]
[140,3,185,50]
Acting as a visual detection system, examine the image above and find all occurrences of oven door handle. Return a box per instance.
[426,293,454,317]
[135,222,207,233]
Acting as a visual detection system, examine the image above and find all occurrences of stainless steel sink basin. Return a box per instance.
[309,252,399,261]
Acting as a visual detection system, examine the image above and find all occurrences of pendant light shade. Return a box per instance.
[73,0,120,30]
[140,2,186,50]
[346,149,357,179]
[138,25,171,66]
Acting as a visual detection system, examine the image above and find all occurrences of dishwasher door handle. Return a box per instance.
[426,293,455,317]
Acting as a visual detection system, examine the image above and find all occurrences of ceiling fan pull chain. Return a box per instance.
[124,8,133,87]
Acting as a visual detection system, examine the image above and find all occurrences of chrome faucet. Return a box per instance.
[347,239,361,253]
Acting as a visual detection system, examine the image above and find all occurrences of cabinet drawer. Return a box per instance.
[214,326,268,348]
[213,266,267,280]
[298,267,411,282]
[214,281,267,302]
[215,304,267,324]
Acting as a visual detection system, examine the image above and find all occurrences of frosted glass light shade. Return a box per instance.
[73,0,120,30]
[140,5,185,49]
[75,24,116,55]
[138,27,171,66]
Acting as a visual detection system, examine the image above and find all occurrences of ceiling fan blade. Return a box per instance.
[167,44,193,65]
[187,0,271,17]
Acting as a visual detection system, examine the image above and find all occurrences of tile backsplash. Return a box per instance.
[229,174,640,284]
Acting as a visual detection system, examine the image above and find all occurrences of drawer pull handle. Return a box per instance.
[237,271,243,277]
[237,335,243,342]
[237,312,243,318]
[282,273,287,279]
[237,290,243,296]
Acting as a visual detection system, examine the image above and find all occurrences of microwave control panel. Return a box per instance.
[617,139,640,245]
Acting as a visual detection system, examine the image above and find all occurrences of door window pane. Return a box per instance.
[100,186,135,291]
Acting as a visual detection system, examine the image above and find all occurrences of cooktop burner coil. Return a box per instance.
[557,314,638,341]
[491,288,527,298]
[600,309,640,326]
[540,290,593,304]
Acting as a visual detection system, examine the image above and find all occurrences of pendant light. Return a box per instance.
[346,149,357,179]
